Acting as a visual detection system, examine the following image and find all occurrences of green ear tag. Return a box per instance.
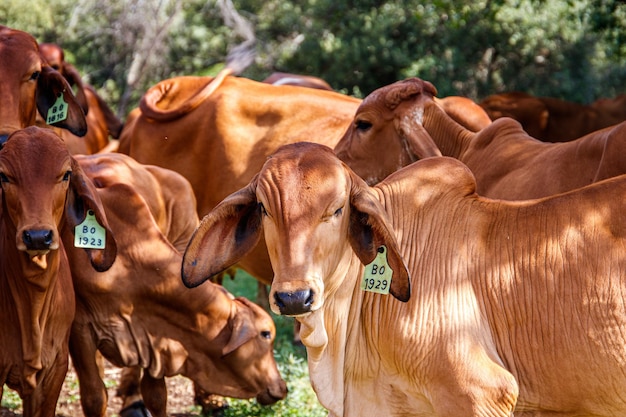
[46,93,69,125]
[361,245,392,295]
[74,210,106,249]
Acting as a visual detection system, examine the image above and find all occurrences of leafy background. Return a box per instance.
[2,0,625,116]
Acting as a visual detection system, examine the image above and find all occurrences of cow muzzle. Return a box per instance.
[256,378,288,405]
[22,229,54,250]
[273,289,315,316]
[20,228,59,270]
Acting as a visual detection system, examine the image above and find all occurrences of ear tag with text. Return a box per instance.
[361,245,392,295]
[75,210,106,249]
[46,93,69,125]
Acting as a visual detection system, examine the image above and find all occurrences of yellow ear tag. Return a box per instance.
[46,93,69,125]
[361,245,392,295]
[74,210,106,249]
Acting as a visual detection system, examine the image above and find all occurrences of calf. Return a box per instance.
[65,154,287,417]
[183,142,626,417]
[0,126,116,417]
[0,26,86,143]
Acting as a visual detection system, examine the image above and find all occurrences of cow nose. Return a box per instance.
[22,229,54,250]
[274,289,315,316]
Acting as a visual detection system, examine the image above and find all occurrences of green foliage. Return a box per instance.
[4,0,624,112]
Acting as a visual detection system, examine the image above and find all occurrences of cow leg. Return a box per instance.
[139,372,168,417]
[193,382,229,417]
[69,325,108,417]
[22,349,69,417]
[117,366,152,417]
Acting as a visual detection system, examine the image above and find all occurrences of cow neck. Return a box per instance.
[298,253,365,417]
[423,101,474,159]
[0,218,64,390]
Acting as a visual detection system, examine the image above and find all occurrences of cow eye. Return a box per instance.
[259,203,268,216]
[333,207,343,217]
[260,330,272,340]
[29,71,40,81]
[0,173,9,183]
[355,120,372,131]
[62,170,72,181]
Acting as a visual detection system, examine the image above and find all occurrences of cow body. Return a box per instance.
[480,91,626,142]
[335,77,626,199]
[0,127,116,417]
[433,95,491,132]
[118,74,361,283]
[262,72,334,90]
[182,142,626,417]
[66,153,287,417]
[0,26,86,143]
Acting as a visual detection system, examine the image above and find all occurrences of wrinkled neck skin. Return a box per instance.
[423,101,474,159]
[296,248,365,417]
[0,219,64,390]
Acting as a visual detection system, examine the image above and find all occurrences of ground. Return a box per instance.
[1,359,201,417]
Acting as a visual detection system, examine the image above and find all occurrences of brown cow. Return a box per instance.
[335,77,626,199]
[65,153,287,417]
[0,26,87,144]
[262,72,334,90]
[182,141,626,417]
[38,43,124,154]
[74,153,238,416]
[480,90,626,142]
[118,75,449,283]
[118,73,363,284]
[0,126,116,417]
[433,95,491,132]
[75,153,199,252]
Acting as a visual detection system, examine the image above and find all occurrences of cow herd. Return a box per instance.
[1,23,626,417]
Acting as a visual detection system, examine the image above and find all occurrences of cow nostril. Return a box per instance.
[0,134,8,148]
[23,231,32,246]
[274,289,315,316]
[44,230,53,246]
[304,291,314,308]
[22,229,54,250]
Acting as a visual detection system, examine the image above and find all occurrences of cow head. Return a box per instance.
[183,142,410,316]
[0,126,116,272]
[184,295,288,404]
[39,42,89,115]
[334,77,442,185]
[0,25,87,144]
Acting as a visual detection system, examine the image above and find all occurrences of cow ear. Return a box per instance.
[393,100,442,161]
[182,180,262,288]
[221,298,257,356]
[61,63,89,115]
[36,66,88,137]
[347,172,410,302]
[65,157,117,272]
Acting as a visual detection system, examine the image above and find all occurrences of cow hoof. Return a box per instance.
[200,397,229,417]
[120,400,153,417]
